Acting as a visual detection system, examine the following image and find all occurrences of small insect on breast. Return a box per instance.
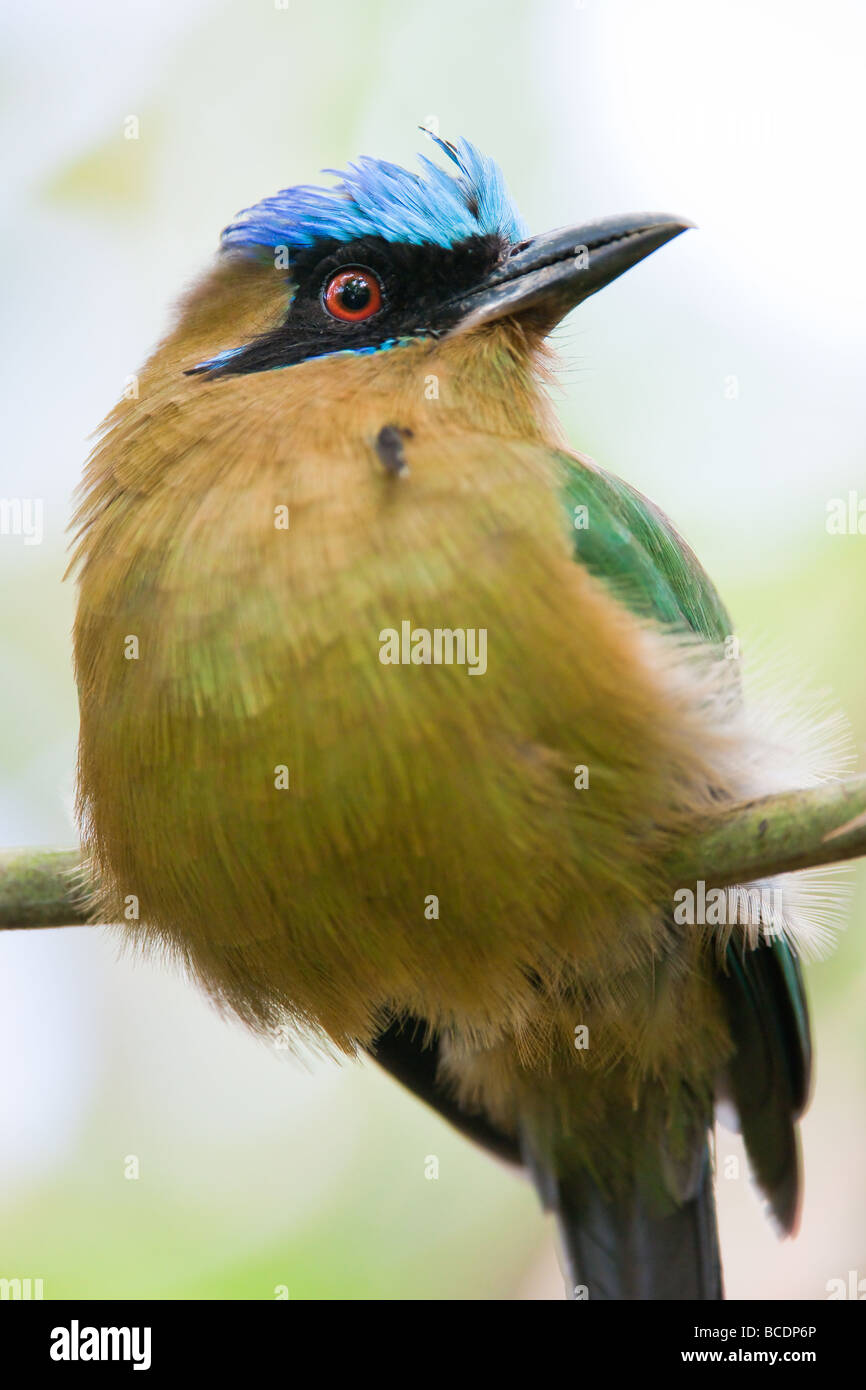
[374,424,413,477]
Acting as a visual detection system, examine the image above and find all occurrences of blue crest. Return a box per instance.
[220,134,527,254]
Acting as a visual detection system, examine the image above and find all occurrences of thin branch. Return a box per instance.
[2,774,866,931]
[0,848,90,928]
[664,774,866,888]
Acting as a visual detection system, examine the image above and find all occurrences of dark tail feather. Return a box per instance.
[717,941,808,1234]
[552,1148,723,1300]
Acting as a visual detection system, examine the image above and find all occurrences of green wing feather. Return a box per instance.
[560,451,733,639]
[559,449,811,1232]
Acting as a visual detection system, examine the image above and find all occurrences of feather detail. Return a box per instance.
[221,135,526,256]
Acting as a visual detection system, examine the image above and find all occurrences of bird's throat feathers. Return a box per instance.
[98,255,561,490]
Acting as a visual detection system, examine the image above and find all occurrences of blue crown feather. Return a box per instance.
[220,134,527,254]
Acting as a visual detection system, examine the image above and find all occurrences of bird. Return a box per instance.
[70,132,820,1300]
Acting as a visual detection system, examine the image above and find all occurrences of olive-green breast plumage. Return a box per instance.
[71,147,813,1299]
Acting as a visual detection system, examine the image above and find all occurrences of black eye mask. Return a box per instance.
[187,233,505,379]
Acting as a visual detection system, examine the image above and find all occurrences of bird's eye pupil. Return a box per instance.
[340,276,371,311]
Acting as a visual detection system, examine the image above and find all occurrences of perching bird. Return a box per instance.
[71,134,823,1300]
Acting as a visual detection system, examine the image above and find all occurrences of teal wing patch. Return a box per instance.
[558,449,811,1231]
[560,451,732,640]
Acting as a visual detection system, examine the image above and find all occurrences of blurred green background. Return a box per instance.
[2,0,865,1299]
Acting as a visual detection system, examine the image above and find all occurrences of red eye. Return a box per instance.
[322,266,383,322]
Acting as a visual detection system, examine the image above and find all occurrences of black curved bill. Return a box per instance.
[447,213,694,334]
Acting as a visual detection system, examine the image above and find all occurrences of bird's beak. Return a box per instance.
[445,214,694,336]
